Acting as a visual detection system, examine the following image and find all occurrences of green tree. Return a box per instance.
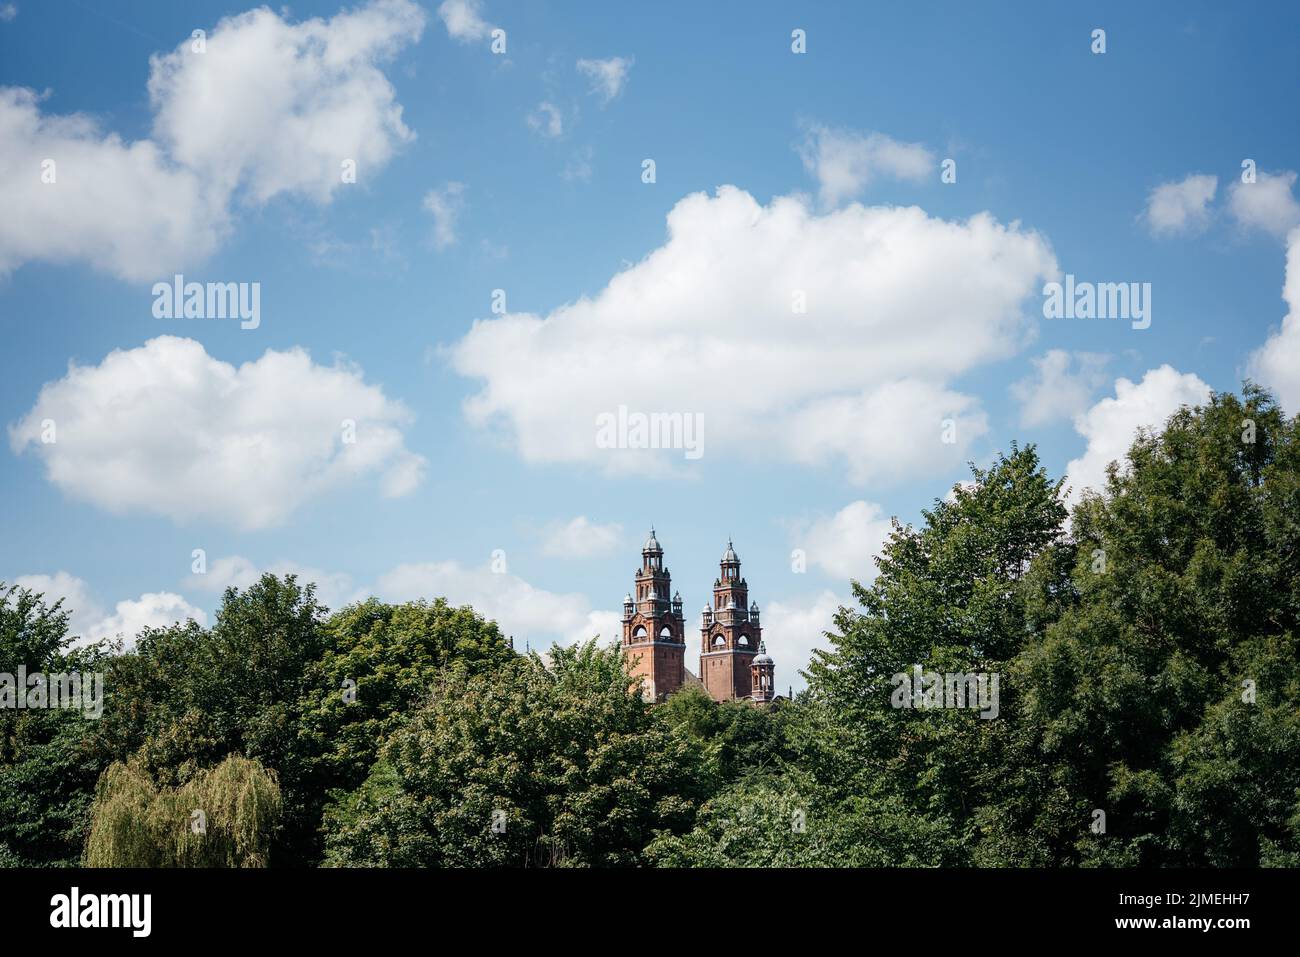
[0,584,110,866]
[323,642,706,867]
[800,443,1070,863]
[84,754,281,867]
[1007,385,1300,865]
[295,597,514,858]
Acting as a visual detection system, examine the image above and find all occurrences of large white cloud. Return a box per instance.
[0,88,225,281]
[148,0,424,204]
[1142,173,1217,237]
[1065,365,1211,506]
[9,572,206,648]
[449,187,1056,483]
[8,336,426,530]
[797,124,933,208]
[1248,227,1300,414]
[0,0,424,281]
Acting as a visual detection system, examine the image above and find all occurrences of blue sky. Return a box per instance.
[2,0,1299,690]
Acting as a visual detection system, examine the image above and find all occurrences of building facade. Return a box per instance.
[621,531,774,704]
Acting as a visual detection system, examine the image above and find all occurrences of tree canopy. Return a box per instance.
[2,384,1296,867]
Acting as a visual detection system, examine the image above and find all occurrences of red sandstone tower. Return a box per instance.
[700,540,764,702]
[621,528,686,701]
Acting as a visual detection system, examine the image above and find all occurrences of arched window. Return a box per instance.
[659,626,673,639]
[633,625,647,639]
[713,635,725,647]
[738,635,750,647]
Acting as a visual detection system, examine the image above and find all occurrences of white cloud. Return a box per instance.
[196,551,618,646]
[450,187,1055,483]
[376,561,614,646]
[1248,226,1300,414]
[1143,173,1217,236]
[540,517,623,558]
[187,555,365,612]
[148,0,424,204]
[527,101,563,138]
[763,590,844,695]
[10,571,101,642]
[1228,169,1300,238]
[1065,365,1211,506]
[9,572,206,648]
[9,336,426,530]
[423,181,466,249]
[1010,349,1111,427]
[0,5,18,23]
[795,501,892,583]
[576,57,632,103]
[92,593,209,646]
[437,0,493,42]
[783,379,989,484]
[0,0,423,281]
[0,88,225,281]
[797,123,933,208]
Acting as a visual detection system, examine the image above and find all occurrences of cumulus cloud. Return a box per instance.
[1248,227,1300,414]
[797,124,933,208]
[540,517,623,558]
[9,336,426,530]
[437,0,494,42]
[1142,173,1217,236]
[449,187,1055,483]
[577,57,633,103]
[764,590,844,695]
[0,88,225,281]
[1228,169,1300,238]
[1011,349,1111,427]
[527,101,563,138]
[148,0,423,204]
[9,572,206,648]
[376,561,615,646]
[0,0,424,281]
[0,5,16,23]
[423,181,466,249]
[794,500,892,583]
[1065,365,1211,506]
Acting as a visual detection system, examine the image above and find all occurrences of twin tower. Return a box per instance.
[621,529,775,704]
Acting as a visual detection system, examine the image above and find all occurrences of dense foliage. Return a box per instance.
[1,385,1296,867]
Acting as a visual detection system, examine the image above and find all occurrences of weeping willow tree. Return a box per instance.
[84,755,282,867]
